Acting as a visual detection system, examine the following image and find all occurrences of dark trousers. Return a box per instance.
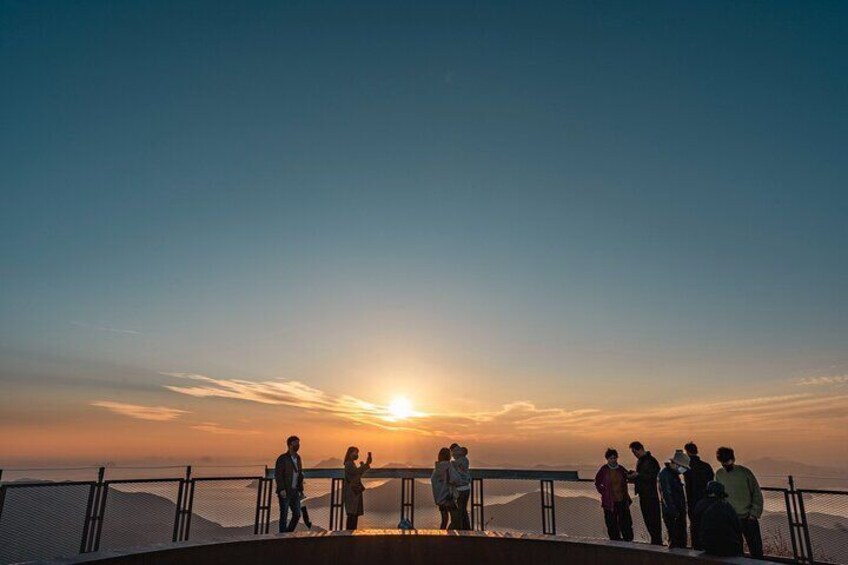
[456,489,471,530]
[663,510,688,549]
[640,496,663,545]
[346,514,359,530]
[688,505,702,550]
[741,516,764,558]
[278,494,302,532]
[603,500,634,541]
[439,505,461,530]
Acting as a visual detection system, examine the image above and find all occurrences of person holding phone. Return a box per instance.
[343,446,372,530]
[431,447,462,529]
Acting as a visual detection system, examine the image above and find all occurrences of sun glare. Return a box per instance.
[388,396,413,420]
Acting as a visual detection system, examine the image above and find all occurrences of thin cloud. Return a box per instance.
[159,373,848,441]
[796,375,848,386]
[161,372,430,433]
[191,422,261,435]
[72,321,142,335]
[91,400,188,422]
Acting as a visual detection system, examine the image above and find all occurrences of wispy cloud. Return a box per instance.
[796,375,848,386]
[161,372,428,432]
[191,422,261,435]
[72,321,142,335]
[91,400,188,422]
[160,372,848,441]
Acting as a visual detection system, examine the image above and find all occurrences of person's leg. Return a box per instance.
[286,495,302,532]
[662,511,677,547]
[278,494,290,534]
[605,509,622,540]
[674,512,688,548]
[641,497,663,545]
[457,490,471,530]
[439,508,449,530]
[741,517,764,558]
[448,506,462,530]
[618,501,634,542]
[689,508,702,550]
[346,514,358,530]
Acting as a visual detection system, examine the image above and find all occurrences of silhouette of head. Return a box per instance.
[629,441,645,458]
[345,446,359,463]
[716,446,735,469]
[438,447,451,462]
[287,436,300,453]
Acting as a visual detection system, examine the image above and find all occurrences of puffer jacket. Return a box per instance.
[451,446,471,492]
[431,460,461,507]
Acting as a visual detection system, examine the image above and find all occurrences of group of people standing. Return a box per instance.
[595,441,764,558]
[274,437,473,532]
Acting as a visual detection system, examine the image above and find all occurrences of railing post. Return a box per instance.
[92,479,109,551]
[254,471,266,534]
[794,484,815,564]
[182,466,195,541]
[540,479,556,535]
[400,477,415,527]
[471,478,485,530]
[0,484,7,529]
[783,480,801,562]
[80,467,105,553]
[329,477,345,530]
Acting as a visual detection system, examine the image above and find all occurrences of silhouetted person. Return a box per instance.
[594,448,634,541]
[450,443,472,530]
[684,441,714,549]
[431,447,461,529]
[693,481,743,557]
[715,447,764,558]
[274,435,304,532]
[627,441,663,545]
[343,446,372,530]
[659,450,690,548]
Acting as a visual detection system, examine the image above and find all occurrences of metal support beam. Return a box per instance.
[400,477,415,527]
[80,467,105,553]
[329,477,345,530]
[471,478,485,531]
[540,479,556,535]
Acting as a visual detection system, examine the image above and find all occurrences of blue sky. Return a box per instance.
[1,1,846,464]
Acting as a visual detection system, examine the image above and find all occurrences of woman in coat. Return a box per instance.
[343,446,372,530]
[431,447,462,529]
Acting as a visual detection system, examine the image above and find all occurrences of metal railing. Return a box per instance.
[0,467,845,565]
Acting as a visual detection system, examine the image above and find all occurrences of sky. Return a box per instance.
[1,0,847,470]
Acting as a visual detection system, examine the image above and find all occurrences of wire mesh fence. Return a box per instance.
[0,482,92,564]
[97,480,183,553]
[1,470,846,565]
[188,478,261,542]
[800,490,848,565]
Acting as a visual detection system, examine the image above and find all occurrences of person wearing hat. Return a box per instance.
[692,481,743,556]
[658,449,690,548]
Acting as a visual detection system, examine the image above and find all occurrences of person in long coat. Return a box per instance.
[343,446,372,530]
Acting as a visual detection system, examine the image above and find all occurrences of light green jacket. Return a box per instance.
[715,464,763,519]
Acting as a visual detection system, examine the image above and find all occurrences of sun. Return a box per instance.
[388,396,413,420]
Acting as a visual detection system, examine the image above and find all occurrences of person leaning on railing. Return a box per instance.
[343,446,372,530]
